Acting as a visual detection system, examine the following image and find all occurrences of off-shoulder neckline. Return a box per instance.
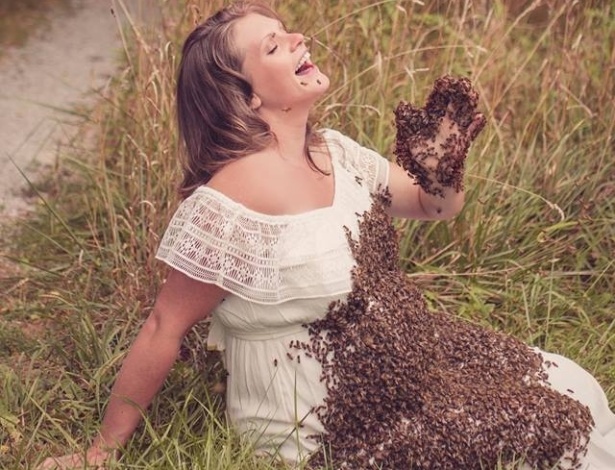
[192,129,343,222]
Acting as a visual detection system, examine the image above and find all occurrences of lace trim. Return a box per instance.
[322,128,390,193]
[156,129,390,304]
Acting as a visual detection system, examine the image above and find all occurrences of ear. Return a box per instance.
[250,94,262,110]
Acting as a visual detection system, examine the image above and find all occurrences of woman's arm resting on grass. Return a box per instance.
[37,269,227,469]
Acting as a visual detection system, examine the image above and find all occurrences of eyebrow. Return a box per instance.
[261,21,285,43]
[258,32,275,53]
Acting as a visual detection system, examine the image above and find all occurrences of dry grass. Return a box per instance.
[0,0,73,52]
[1,0,613,468]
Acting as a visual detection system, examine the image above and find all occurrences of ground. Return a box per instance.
[0,0,157,276]
[0,0,160,218]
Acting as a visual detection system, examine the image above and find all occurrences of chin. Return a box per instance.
[319,74,331,91]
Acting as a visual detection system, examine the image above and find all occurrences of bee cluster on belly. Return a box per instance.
[393,75,486,198]
[297,191,593,469]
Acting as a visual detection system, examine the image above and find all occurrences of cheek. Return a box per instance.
[253,64,296,97]
[265,61,291,83]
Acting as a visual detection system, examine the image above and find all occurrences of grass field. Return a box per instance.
[0,0,613,468]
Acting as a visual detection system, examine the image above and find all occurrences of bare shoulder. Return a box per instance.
[207,151,284,215]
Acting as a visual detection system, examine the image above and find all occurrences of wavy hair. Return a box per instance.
[176,1,323,198]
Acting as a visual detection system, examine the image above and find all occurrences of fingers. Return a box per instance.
[37,451,109,470]
[37,455,78,470]
[393,74,481,141]
[393,75,485,197]
[425,75,480,128]
[36,458,52,470]
[394,101,438,142]
[436,133,471,193]
[38,456,63,470]
[424,76,485,142]
[467,112,487,141]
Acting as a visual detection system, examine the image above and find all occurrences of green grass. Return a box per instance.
[1,0,613,468]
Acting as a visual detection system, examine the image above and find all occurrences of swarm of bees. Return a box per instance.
[393,75,486,197]
[298,76,593,469]
[300,193,592,469]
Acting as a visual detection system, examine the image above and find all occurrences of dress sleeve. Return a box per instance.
[322,128,390,193]
[155,189,286,304]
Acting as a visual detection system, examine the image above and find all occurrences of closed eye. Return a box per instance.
[265,31,278,55]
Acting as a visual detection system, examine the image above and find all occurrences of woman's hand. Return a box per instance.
[394,75,486,198]
[36,270,226,470]
[37,446,117,469]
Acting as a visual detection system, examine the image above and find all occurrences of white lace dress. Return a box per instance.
[156,129,615,468]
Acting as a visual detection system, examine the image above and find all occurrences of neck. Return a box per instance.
[259,107,310,161]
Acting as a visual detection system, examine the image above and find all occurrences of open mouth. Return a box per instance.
[295,51,314,75]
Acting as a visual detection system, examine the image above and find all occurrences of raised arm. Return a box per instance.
[38,269,227,469]
[385,159,466,220]
[386,75,486,221]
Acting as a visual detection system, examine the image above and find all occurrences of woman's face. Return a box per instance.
[232,13,329,113]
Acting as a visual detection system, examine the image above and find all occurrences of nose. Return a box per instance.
[288,32,305,51]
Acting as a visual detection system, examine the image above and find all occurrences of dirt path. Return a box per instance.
[0,0,158,218]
